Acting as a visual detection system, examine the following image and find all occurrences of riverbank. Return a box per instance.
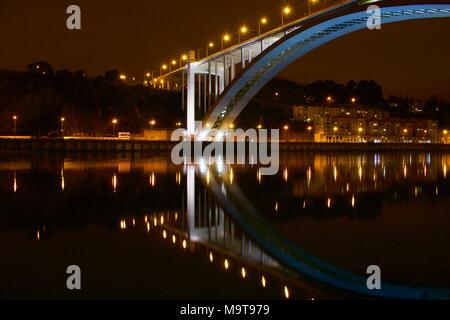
[2,137,450,153]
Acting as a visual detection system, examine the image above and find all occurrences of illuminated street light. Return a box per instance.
[222,34,231,50]
[12,115,17,138]
[443,129,448,135]
[283,125,289,131]
[60,117,65,137]
[160,64,168,76]
[307,126,313,133]
[257,124,263,129]
[119,74,127,81]
[112,119,118,136]
[206,42,214,56]
[149,119,156,130]
[259,17,268,35]
[239,25,248,43]
[308,0,318,16]
[333,126,339,132]
[326,96,333,103]
[282,6,291,26]
[351,97,357,104]
[170,60,177,72]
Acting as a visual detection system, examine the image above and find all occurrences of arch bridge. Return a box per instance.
[152,0,450,139]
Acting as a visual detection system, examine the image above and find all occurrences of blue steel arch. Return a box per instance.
[201,2,450,135]
[204,172,450,299]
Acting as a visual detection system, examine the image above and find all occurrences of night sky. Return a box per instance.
[1,0,450,100]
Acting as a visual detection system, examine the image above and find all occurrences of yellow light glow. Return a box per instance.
[224,259,229,270]
[257,124,263,129]
[284,286,290,299]
[162,64,168,70]
[443,129,448,135]
[261,17,267,24]
[146,72,151,77]
[209,252,214,262]
[351,97,357,103]
[162,230,167,239]
[60,117,65,122]
[241,267,246,278]
[172,234,176,244]
[146,222,150,232]
[223,34,230,42]
[283,6,291,15]
[229,123,234,129]
[261,275,267,287]
[112,119,118,124]
[182,239,187,249]
[283,125,289,131]
[181,54,188,61]
[119,74,126,80]
[333,126,338,132]
[240,26,248,34]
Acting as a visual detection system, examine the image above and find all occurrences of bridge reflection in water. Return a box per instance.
[2,152,450,299]
[121,155,450,299]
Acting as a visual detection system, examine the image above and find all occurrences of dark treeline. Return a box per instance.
[0,61,183,136]
[1,62,449,136]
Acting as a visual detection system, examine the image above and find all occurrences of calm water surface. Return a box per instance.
[0,152,449,299]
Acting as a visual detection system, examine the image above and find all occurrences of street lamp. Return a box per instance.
[149,119,156,130]
[222,34,231,50]
[351,97,357,104]
[112,119,118,136]
[259,17,268,35]
[326,96,333,103]
[239,25,248,43]
[282,6,291,26]
[60,117,65,137]
[160,64,168,76]
[170,60,177,72]
[207,42,214,56]
[308,0,318,16]
[119,74,127,81]
[180,54,188,67]
[12,115,17,138]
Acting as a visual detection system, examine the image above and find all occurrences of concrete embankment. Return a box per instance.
[1,138,450,153]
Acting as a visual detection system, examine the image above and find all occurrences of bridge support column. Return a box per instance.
[187,53,196,135]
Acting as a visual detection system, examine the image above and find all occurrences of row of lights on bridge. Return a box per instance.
[137,1,322,82]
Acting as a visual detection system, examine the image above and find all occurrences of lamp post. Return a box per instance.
[222,34,230,50]
[259,17,267,35]
[60,117,65,137]
[308,0,318,16]
[149,119,156,131]
[282,6,291,26]
[112,119,118,137]
[160,64,168,76]
[239,26,248,43]
[207,42,214,56]
[170,60,177,72]
[12,115,17,138]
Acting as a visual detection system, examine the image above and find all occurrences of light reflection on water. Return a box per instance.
[0,152,449,299]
